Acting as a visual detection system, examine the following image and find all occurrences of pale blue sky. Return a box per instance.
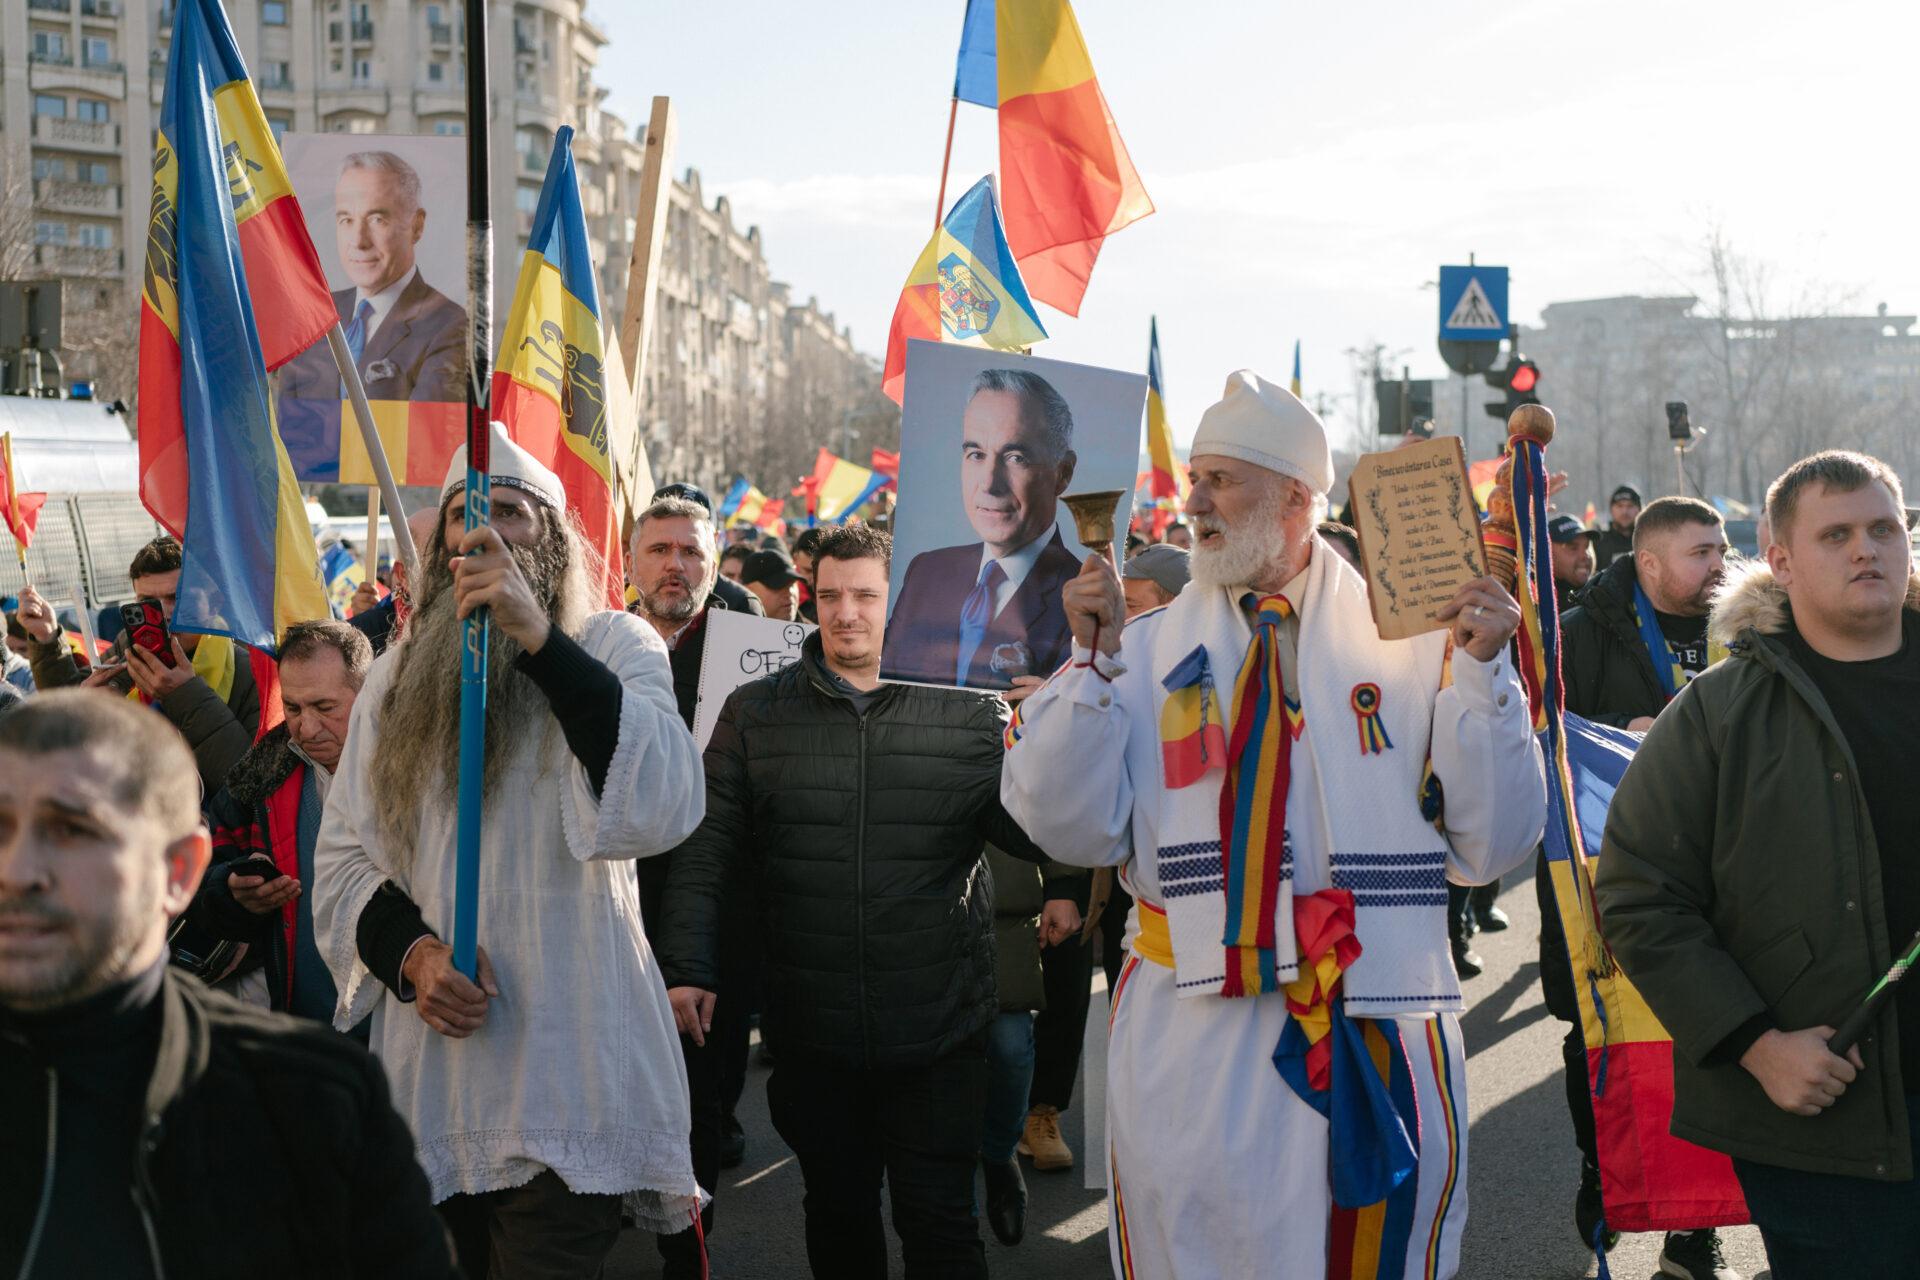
[597,0,1920,446]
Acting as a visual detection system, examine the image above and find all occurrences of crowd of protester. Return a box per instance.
[1,391,1913,1279]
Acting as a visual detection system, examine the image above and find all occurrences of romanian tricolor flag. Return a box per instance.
[1143,318,1187,537]
[727,485,785,533]
[1468,456,1502,513]
[1290,339,1303,399]
[491,125,621,607]
[1502,431,1749,1238]
[1157,645,1224,790]
[138,0,330,651]
[953,0,1153,316]
[804,448,884,523]
[280,399,465,489]
[138,0,334,543]
[882,175,1046,404]
[718,477,752,521]
[0,433,47,565]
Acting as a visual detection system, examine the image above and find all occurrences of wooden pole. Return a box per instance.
[323,325,419,573]
[614,96,675,528]
[933,95,959,228]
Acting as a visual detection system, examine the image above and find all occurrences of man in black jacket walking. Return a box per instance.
[627,491,762,1277]
[0,692,453,1280]
[660,524,1045,1279]
[1550,494,1736,1278]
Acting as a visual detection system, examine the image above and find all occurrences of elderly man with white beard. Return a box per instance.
[1001,372,1546,1279]
[311,423,707,1280]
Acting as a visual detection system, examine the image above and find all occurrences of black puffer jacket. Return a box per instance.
[657,632,1044,1070]
[1559,553,1668,726]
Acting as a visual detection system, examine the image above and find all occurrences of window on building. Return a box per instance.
[262,0,288,24]
[34,222,69,246]
[352,2,368,19]
[79,162,109,184]
[268,115,291,143]
[330,57,343,72]
[75,99,109,123]
[77,224,113,249]
[426,4,442,24]
[515,185,540,215]
[34,94,67,118]
[33,158,63,181]
[33,32,68,61]
[428,61,443,81]
[82,37,110,66]
[264,60,290,87]
[432,119,463,136]
[354,59,371,82]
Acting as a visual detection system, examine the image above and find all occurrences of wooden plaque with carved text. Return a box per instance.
[1347,436,1488,640]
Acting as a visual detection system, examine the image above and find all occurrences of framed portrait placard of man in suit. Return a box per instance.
[883,340,1147,691]
[274,134,468,489]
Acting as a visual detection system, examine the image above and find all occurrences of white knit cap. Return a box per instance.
[1190,370,1334,495]
[439,420,565,511]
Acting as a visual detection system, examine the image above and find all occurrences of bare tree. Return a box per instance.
[0,142,36,280]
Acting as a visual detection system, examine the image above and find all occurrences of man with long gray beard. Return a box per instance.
[1002,371,1547,1278]
[311,423,707,1280]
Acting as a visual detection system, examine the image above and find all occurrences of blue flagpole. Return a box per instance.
[452,0,493,981]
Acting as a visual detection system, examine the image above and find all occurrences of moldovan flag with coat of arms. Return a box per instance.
[137,0,332,651]
[882,174,1047,404]
[491,125,623,607]
[953,0,1153,316]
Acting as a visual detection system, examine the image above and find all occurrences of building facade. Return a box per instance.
[0,0,889,493]
[1437,295,1920,510]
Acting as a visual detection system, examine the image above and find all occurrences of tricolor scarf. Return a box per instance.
[1147,539,1461,1013]
[1220,592,1294,996]
[1272,888,1423,1278]
[1629,578,1728,701]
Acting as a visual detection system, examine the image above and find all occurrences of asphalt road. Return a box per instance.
[606,859,1773,1278]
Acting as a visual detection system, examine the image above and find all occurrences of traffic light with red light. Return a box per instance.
[1484,353,1542,419]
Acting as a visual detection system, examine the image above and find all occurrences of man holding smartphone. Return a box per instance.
[15,536,272,795]
[175,621,371,1025]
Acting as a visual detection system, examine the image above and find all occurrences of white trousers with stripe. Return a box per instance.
[1103,952,1469,1279]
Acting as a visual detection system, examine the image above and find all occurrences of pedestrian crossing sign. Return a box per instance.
[1438,265,1509,341]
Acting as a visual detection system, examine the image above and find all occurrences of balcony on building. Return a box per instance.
[30,116,122,153]
[33,244,124,276]
[28,0,71,12]
[429,22,453,44]
[80,0,123,16]
[351,20,374,41]
[34,179,123,215]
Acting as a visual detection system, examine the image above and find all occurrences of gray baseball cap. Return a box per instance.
[1123,544,1191,597]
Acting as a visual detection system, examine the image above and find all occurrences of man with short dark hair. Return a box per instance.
[660,524,1046,1277]
[1554,493,1736,1276]
[719,545,750,582]
[14,536,274,795]
[0,692,456,1279]
[1600,451,1920,1278]
[176,621,373,1023]
[1592,484,1642,570]
[1163,520,1193,551]
[1562,495,1729,732]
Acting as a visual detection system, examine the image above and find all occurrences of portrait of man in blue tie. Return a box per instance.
[278,149,466,405]
[885,367,1084,690]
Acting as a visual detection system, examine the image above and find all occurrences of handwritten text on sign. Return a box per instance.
[693,610,818,748]
[1347,436,1487,641]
